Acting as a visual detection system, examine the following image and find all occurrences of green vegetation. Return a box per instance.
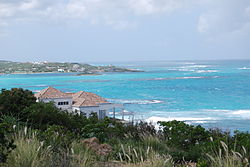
[0,60,141,74]
[0,123,16,163]
[1,88,250,167]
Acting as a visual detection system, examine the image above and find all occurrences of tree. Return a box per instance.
[159,120,210,161]
[24,102,73,130]
[0,88,36,119]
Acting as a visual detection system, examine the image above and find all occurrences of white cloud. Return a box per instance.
[128,0,188,15]
[0,3,16,18]
[197,0,250,38]
[66,1,87,19]
[0,0,250,35]
[0,0,194,29]
[19,0,39,10]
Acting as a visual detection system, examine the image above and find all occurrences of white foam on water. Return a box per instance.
[232,110,250,115]
[238,67,250,70]
[202,109,231,112]
[176,69,196,72]
[153,78,166,80]
[202,109,250,119]
[108,99,164,104]
[149,100,163,104]
[180,65,212,69]
[203,109,250,115]
[178,76,220,79]
[178,76,205,79]
[172,64,215,73]
[188,121,209,124]
[139,109,250,130]
[144,116,216,130]
[196,70,219,73]
[149,76,206,80]
[146,116,214,123]
[151,76,220,81]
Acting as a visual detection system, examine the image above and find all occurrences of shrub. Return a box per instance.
[40,125,74,152]
[233,130,250,156]
[159,120,210,161]
[0,123,16,163]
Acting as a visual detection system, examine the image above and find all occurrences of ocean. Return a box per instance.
[1,60,250,132]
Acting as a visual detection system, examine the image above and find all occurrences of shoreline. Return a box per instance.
[0,70,143,75]
[1,72,101,75]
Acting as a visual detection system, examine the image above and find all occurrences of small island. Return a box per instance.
[0,60,142,74]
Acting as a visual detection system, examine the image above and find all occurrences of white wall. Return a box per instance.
[74,103,123,119]
[38,98,123,119]
[73,105,109,119]
[78,106,101,118]
[40,97,73,111]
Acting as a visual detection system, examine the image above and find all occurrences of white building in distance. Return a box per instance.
[34,87,124,119]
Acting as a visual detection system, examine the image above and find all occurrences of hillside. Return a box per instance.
[0,60,141,74]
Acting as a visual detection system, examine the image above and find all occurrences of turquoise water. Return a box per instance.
[1,60,250,132]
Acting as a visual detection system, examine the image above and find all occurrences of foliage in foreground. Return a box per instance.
[0,123,15,163]
[2,127,250,167]
[1,88,250,166]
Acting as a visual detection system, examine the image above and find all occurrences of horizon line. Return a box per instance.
[1,58,250,64]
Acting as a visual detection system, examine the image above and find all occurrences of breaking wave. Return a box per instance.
[168,64,219,73]
[108,99,164,104]
[63,79,111,83]
[201,109,250,118]
[143,109,250,126]
[144,116,216,129]
[195,70,219,73]
[131,76,220,81]
[146,116,215,123]
[238,67,250,70]
[231,110,250,115]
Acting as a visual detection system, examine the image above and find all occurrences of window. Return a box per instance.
[58,101,69,105]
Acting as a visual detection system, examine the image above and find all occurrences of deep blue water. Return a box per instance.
[1,60,250,132]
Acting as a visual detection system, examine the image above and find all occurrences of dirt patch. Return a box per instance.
[81,137,112,156]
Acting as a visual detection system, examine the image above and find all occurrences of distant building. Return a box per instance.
[34,87,123,119]
[57,69,65,72]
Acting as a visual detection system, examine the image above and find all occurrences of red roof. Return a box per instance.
[72,91,108,107]
[34,87,72,99]
[35,87,109,107]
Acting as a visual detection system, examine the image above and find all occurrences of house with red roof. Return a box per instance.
[35,87,124,119]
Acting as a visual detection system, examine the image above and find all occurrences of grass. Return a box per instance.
[2,127,250,167]
[3,127,99,167]
[70,142,96,167]
[206,141,249,167]
[3,127,51,167]
[120,145,173,167]
[2,127,174,167]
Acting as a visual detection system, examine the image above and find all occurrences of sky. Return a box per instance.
[0,0,250,62]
